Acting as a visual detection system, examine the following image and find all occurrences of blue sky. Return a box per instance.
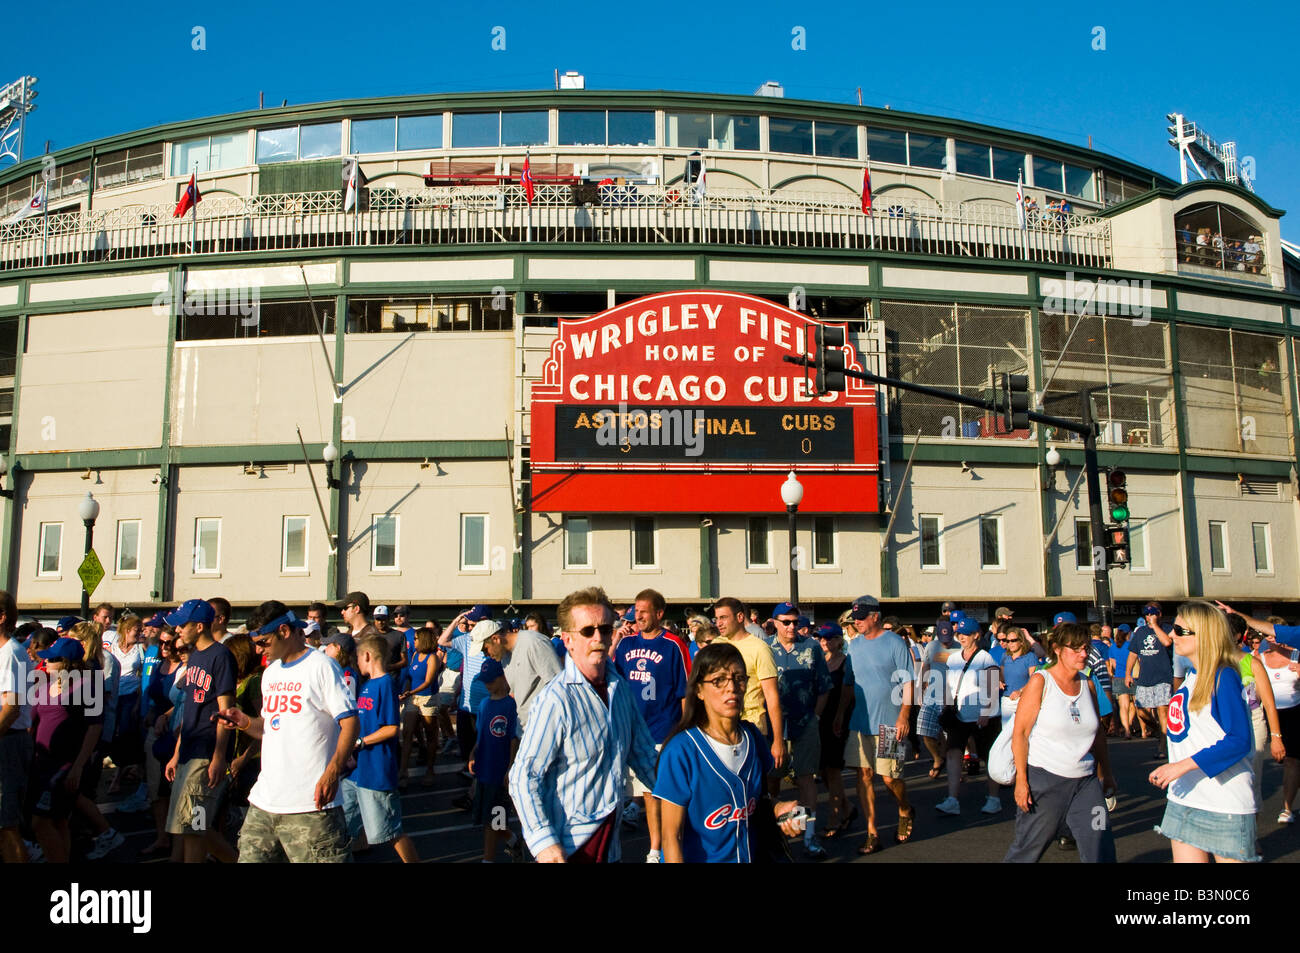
[5,0,1298,238]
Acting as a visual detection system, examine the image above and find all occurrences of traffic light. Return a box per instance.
[1000,373,1030,431]
[813,324,846,394]
[1106,468,1131,568]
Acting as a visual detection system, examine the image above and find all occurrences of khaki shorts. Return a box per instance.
[626,744,662,798]
[786,721,822,778]
[166,757,230,835]
[844,731,904,779]
[237,804,352,863]
[403,694,437,719]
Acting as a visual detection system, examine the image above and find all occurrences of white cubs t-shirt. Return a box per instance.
[248,650,358,815]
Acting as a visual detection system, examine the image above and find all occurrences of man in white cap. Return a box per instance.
[372,606,406,677]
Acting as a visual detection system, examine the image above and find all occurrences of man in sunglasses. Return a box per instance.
[509,587,658,863]
[218,600,359,863]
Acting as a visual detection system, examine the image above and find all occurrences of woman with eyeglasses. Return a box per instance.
[655,642,804,862]
[1148,601,1257,863]
[1004,622,1116,862]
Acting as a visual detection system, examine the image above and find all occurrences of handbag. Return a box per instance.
[939,651,978,733]
[988,718,1016,785]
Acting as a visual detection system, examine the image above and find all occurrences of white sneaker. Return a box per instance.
[1279,809,1295,824]
[645,849,661,863]
[85,827,125,860]
[981,796,1002,815]
[935,796,961,815]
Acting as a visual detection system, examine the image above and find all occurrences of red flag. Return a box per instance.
[173,173,202,218]
[861,166,872,213]
[521,153,535,207]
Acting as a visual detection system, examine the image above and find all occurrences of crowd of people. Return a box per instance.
[1176,225,1265,273]
[0,587,1297,864]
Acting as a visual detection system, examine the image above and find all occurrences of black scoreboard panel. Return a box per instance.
[553,406,856,462]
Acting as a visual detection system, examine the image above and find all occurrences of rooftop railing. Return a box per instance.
[0,184,1112,273]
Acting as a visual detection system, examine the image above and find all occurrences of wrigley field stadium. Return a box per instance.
[0,82,1297,625]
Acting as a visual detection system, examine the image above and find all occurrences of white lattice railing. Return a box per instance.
[0,185,1112,272]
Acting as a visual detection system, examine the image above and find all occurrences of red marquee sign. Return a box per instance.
[529,291,880,513]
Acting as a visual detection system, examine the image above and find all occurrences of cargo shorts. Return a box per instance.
[237,804,352,863]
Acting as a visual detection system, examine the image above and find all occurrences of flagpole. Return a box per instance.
[866,156,875,251]
[1017,172,1029,262]
[524,152,532,243]
[41,183,48,267]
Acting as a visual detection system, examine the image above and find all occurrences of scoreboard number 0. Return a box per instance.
[801,438,812,454]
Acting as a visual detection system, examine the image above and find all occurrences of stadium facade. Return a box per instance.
[0,87,1297,623]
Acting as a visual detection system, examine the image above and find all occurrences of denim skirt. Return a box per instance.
[1155,800,1260,862]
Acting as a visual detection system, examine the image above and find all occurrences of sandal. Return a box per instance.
[896,812,915,843]
[857,833,882,855]
[823,805,858,839]
[928,763,943,779]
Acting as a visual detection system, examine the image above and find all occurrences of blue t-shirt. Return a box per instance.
[613,632,690,744]
[1107,640,1131,675]
[352,674,400,791]
[845,631,915,735]
[139,645,162,714]
[1273,625,1300,649]
[408,651,435,697]
[1002,652,1038,697]
[178,641,236,762]
[653,722,773,863]
[473,694,518,786]
[550,635,567,664]
[1132,624,1173,687]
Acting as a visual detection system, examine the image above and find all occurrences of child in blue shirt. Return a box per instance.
[341,635,419,863]
[469,657,521,862]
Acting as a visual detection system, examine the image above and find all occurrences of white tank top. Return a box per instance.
[1027,669,1098,779]
[1266,661,1300,710]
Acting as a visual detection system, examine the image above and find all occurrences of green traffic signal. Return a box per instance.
[1110,504,1129,522]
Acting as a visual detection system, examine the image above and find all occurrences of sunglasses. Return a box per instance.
[775,618,797,627]
[570,623,614,640]
[1172,623,1196,637]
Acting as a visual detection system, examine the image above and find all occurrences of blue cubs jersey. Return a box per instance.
[613,632,691,744]
[653,722,774,863]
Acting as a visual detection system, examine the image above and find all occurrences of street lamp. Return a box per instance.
[323,441,340,490]
[1045,445,1062,485]
[0,456,12,500]
[780,471,804,609]
[78,491,100,616]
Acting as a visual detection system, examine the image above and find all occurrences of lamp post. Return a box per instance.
[78,491,100,616]
[1044,444,1061,486]
[780,471,804,609]
[323,441,340,490]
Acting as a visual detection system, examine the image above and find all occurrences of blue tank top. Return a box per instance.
[408,651,434,696]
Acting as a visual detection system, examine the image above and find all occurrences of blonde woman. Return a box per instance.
[1149,601,1257,863]
[107,614,145,796]
[72,622,125,859]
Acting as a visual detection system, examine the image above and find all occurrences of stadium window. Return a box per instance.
[299,122,342,159]
[116,519,141,575]
[1063,163,1096,201]
[500,111,548,147]
[606,111,654,146]
[715,113,759,150]
[813,517,836,567]
[1074,519,1093,570]
[814,121,858,159]
[907,133,947,170]
[1129,519,1149,572]
[460,514,488,571]
[954,140,993,178]
[172,137,211,176]
[666,112,757,150]
[94,144,165,191]
[373,514,400,571]
[452,111,499,148]
[919,515,943,569]
[1252,522,1272,574]
[979,515,1003,570]
[178,298,334,341]
[558,111,607,146]
[666,112,711,149]
[991,147,1026,183]
[397,114,443,151]
[1032,156,1065,192]
[38,522,62,577]
[564,516,591,569]
[351,117,396,154]
[1208,520,1229,573]
[171,133,247,176]
[345,295,513,333]
[282,516,309,573]
[194,518,221,574]
[867,128,907,165]
[768,117,814,155]
[746,517,771,569]
[632,517,657,568]
[256,126,299,164]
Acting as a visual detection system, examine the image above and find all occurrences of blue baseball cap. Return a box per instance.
[479,657,505,683]
[144,612,167,628]
[1116,623,1132,633]
[465,605,492,623]
[950,610,967,621]
[1053,611,1077,626]
[850,595,881,620]
[772,602,797,619]
[622,606,636,623]
[935,619,954,641]
[955,617,980,635]
[39,637,85,662]
[253,610,308,637]
[796,615,811,629]
[815,622,842,640]
[165,599,216,627]
[55,616,82,633]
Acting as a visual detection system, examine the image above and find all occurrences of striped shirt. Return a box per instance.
[452,633,485,712]
[508,655,658,861]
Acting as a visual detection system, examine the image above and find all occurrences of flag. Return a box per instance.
[343,157,362,212]
[521,152,535,206]
[5,185,45,224]
[691,162,707,204]
[1015,173,1026,229]
[861,165,873,213]
[173,173,202,218]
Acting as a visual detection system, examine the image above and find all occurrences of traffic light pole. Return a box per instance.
[785,354,1115,624]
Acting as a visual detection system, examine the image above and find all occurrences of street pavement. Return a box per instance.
[86,733,1300,864]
